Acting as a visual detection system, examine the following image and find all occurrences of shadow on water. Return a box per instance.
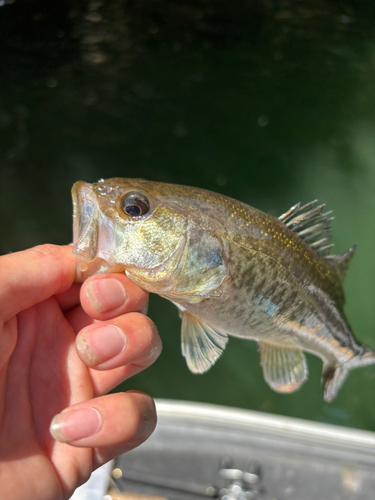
[1,0,375,430]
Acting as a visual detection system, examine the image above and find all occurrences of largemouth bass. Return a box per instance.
[72,178,375,401]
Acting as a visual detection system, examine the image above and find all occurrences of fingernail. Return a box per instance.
[85,278,126,313]
[77,325,126,366]
[50,407,102,443]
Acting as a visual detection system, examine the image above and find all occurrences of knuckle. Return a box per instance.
[31,243,61,259]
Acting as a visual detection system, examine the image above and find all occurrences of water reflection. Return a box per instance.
[1,0,375,430]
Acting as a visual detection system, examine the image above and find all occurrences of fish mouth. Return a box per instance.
[72,181,124,282]
[72,181,100,282]
[72,182,98,261]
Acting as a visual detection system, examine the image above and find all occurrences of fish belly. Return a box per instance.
[182,266,358,368]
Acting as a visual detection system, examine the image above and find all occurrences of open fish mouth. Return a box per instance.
[72,181,98,262]
[72,181,124,282]
[72,181,101,282]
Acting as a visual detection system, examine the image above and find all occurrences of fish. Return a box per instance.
[71,178,375,401]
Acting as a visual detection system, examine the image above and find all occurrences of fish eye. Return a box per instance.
[119,192,150,218]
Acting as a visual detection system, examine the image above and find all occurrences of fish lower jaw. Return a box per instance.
[74,257,125,282]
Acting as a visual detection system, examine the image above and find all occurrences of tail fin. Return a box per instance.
[323,365,349,402]
[323,347,375,402]
[358,345,375,367]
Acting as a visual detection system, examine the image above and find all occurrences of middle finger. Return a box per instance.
[77,312,162,395]
[76,313,161,371]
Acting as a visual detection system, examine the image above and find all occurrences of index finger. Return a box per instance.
[80,274,149,321]
[0,244,76,322]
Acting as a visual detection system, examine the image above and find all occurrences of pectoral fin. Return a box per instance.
[181,312,228,374]
[259,342,307,393]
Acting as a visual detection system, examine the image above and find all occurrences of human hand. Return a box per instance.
[0,244,161,500]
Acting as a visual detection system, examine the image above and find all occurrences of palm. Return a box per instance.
[0,245,160,500]
[2,295,92,499]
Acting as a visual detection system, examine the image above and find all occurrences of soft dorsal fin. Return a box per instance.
[181,312,228,373]
[279,200,334,256]
[259,342,307,393]
[325,244,357,284]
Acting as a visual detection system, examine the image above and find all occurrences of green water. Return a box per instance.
[1,0,375,431]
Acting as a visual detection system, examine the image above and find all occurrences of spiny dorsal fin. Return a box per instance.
[181,312,228,373]
[325,244,357,284]
[279,200,334,256]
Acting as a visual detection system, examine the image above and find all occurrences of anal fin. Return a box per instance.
[259,342,307,393]
[181,312,228,374]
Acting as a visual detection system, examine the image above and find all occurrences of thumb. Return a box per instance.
[0,244,76,322]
